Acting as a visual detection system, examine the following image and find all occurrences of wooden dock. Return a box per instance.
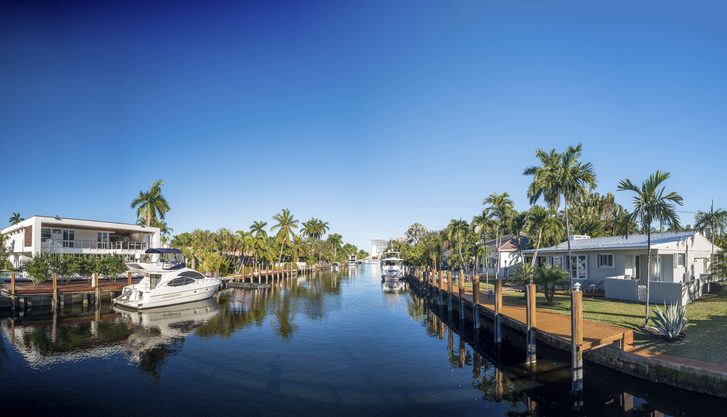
[451,283,633,351]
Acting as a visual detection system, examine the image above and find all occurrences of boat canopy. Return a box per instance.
[146,248,183,254]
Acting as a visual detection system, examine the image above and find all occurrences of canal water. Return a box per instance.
[0,266,724,416]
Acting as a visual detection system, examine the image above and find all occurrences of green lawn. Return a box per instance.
[499,285,727,365]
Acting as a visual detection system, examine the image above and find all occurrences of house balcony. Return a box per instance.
[41,239,149,254]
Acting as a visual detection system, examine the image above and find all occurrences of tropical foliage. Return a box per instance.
[169,211,360,277]
[24,254,128,285]
[618,170,683,327]
[9,212,23,225]
[652,303,688,342]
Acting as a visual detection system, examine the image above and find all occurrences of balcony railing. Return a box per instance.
[42,239,149,252]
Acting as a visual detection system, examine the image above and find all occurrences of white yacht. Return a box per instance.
[114,248,221,310]
[348,255,357,266]
[380,250,404,281]
[331,262,340,272]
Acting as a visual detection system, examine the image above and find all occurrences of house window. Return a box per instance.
[676,253,686,268]
[41,228,51,241]
[598,254,614,269]
[62,230,75,247]
[552,256,562,267]
[569,255,588,279]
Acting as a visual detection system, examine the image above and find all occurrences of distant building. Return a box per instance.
[370,239,389,259]
[2,215,161,269]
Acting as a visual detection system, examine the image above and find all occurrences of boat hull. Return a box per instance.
[114,281,220,310]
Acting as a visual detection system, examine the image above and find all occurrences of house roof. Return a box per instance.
[486,234,528,252]
[525,231,701,254]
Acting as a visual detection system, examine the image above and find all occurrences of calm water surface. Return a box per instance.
[1,266,724,416]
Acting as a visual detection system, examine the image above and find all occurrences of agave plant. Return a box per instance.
[652,302,688,342]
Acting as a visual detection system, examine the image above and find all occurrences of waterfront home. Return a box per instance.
[523,231,719,305]
[1,215,161,269]
[484,234,527,278]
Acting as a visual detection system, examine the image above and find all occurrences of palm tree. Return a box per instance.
[9,212,23,225]
[483,192,514,279]
[446,219,470,271]
[250,221,268,238]
[131,179,170,226]
[510,211,528,265]
[472,210,495,277]
[524,144,596,284]
[271,209,299,263]
[695,201,727,262]
[327,233,343,259]
[526,205,564,268]
[618,170,683,327]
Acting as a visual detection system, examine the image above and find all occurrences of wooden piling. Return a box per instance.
[472,276,480,329]
[52,272,58,310]
[94,273,101,306]
[458,271,465,318]
[526,283,537,365]
[127,271,132,286]
[571,283,584,394]
[447,271,453,311]
[10,272,16,315]
[494,279,503,343]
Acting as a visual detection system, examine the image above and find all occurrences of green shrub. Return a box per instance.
[25,253,51,285]
[535,265,569,303]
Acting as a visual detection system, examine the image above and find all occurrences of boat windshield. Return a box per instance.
[384,260,401,266]
[139,252,185,270]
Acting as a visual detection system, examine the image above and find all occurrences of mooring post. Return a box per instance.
[94,272,101,306]
[458,271,465,318]
[52,272,58,310]
[494,279,502,343]
[447,271,453,311]
[10,271,16,316]
[571,282,584,398]
[127,271,132,286]
[526,283,537,365]
[472,275,480,329]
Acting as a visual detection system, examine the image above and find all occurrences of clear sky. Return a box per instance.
[2,1,726,249]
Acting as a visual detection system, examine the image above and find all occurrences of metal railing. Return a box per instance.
[42,239,149,251]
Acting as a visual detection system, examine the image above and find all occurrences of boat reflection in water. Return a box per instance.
[382,280,407,293]
[114,299,220,374]
[1,299,220,377]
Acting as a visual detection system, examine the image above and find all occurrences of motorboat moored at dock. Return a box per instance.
[114,248,221,310]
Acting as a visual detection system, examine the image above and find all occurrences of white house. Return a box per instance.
[523,231,719,305]
[2,215,161,269]
[484,234,527,278]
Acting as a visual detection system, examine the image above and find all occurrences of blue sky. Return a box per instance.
[2,0,726,249]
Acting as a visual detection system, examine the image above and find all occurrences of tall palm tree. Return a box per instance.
[446,219,470,271]
[131,179,170,226]
[271,209,299,263]
[327,233,343,258]
[526,206,564,267]
[618,170,683,327]
[472,210,495,276]
[695,201,727,261]
[483,192,514,278]
[510,211,528,265]
[250,221,268,238]
[9,212,23,225]
[524,144,596,284]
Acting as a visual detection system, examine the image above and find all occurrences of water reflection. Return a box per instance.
[1,268,725,416]
[406,291,726,416]
[1,271,348,377]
